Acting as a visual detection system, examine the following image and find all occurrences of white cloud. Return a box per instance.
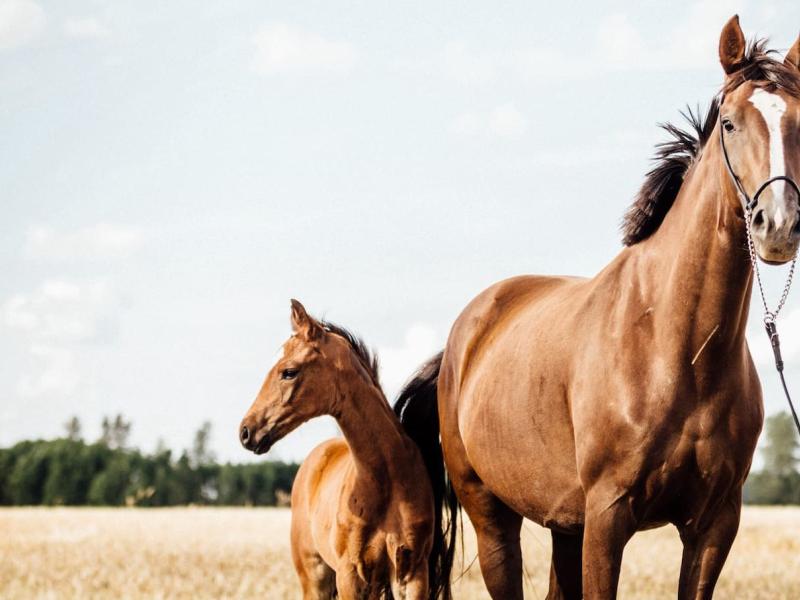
[593,2,758,72]
[17,344,82,398]
[379,324,443,400]
[442,41,498,85]
[450,103,528,139]
[596,14,645,66]
[488,103,528,138]
[2,279,120,400]
[517,129,650,169]
[0,0,44,50]
[449,111,482,136]
[439,1,753,84]
[63,16,110,39]
[2,280,118,344]
[25,223,143,261]
[658,0,747,70]
[251,23,356,75]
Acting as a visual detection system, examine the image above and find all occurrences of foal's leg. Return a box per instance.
[290,544,336,599]
[290,545,336,599]
[391,560,429,600]
[677,495,741,600]
[290,507,336,599]
[335,564,368,600]
[547,530,583,600]
[581,489,638,599]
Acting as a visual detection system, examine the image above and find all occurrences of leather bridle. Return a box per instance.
[718,95,800,434]
[718,106,800,212]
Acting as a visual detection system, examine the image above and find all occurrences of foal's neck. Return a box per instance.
[639,133,753,354]
[333,363,409,479]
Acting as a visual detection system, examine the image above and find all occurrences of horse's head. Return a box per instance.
[239,299,361,455]
[717,16,800,264]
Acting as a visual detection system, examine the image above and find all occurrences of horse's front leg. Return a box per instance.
[582,487,638,599]
[677,494,741,600]
[387,537,429,600]
[335,563,369,600]
[391,562,428,600]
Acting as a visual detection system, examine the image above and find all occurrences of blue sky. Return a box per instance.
[2,0,799,462]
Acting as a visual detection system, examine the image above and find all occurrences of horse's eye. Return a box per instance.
[722,118,735,133]
[281,368,299,380]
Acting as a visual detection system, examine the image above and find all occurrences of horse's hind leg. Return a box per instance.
[547,530,583,600]
[451,468,523,599]
[677,495,741,600]
[440,393,523,597]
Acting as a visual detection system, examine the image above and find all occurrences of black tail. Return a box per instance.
[393,352,459,600]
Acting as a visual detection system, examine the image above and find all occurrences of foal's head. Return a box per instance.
[718,16,800,263]
[239,299,380,455]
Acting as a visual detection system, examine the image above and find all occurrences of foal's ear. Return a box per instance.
[785,35,800,71]
[719,15,746,75]
[290,299,322,340]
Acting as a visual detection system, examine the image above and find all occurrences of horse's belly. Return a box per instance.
[459,374,585,530]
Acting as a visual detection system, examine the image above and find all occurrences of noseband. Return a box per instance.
[718,99,800,434]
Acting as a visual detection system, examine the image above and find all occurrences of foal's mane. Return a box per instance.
[621,39,800,246]
[321,320,381,388]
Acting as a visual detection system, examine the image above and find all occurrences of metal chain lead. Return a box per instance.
[744,206,797,324]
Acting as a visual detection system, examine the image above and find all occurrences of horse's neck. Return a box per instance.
[634,136,753,353]
[334,375,409,480]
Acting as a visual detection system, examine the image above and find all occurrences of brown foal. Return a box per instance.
[396,16,800,600]
[239,300,453,599]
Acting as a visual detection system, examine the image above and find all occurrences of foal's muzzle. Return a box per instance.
[239,420,275,454]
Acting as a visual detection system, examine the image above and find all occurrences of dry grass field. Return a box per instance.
[1,506,798,599]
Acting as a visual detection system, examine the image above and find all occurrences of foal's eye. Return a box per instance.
[281,368,299,380]
[722,118,735,133]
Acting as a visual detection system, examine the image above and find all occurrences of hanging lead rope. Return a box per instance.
[744,207,800,434]
[719,95,800,435]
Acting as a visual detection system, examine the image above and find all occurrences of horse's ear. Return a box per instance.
[290,299,322,340]
[785,34,800,71]
[719,15,746,75]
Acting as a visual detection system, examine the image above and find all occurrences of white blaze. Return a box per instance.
[749,88,788,227]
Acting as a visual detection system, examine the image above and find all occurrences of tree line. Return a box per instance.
[1,412,798,506]
[0,415,298,506]
[744,412,800,504]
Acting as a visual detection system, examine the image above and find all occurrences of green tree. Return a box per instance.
[190,421,214,467]
[745,412,800,504]
[762,412,798,476]
[99,414,132,450]
[64,416,82,441]
[87,455,132,505]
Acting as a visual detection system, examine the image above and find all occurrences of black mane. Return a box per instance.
[620,101,719,246]
[321,320,381,387]
[621,39,800,246]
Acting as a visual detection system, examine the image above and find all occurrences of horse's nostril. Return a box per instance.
[240,426,250,445]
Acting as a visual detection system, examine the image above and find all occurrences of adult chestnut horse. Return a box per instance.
[396,16,800,599]
[239,301,454,600]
